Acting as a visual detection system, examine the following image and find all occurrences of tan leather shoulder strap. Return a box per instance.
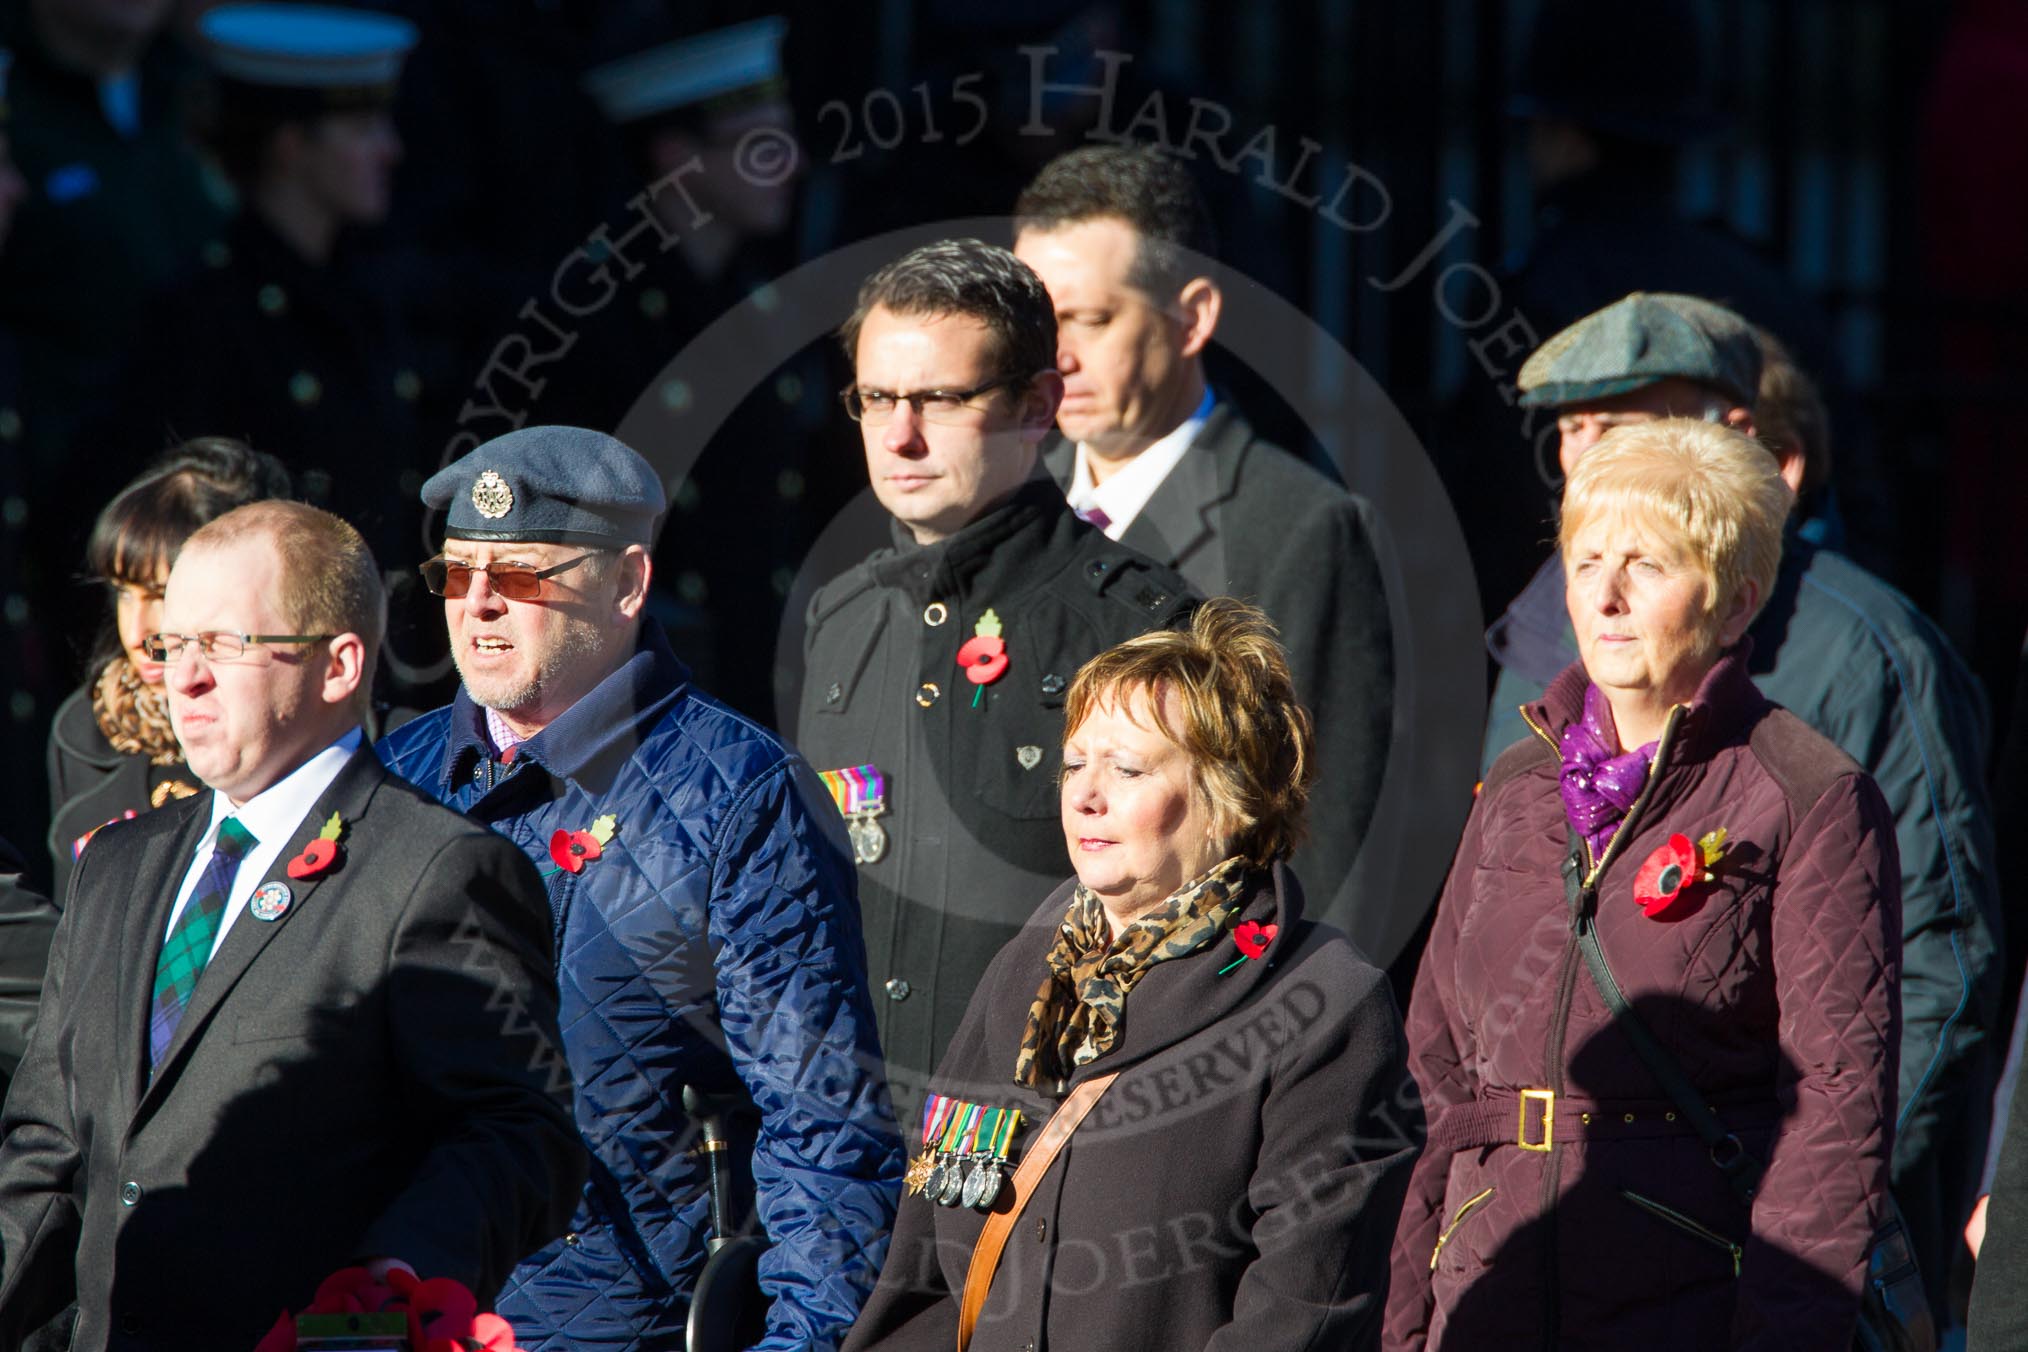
[956,1071,1120,1351]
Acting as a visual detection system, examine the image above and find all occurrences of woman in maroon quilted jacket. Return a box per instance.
[1384,419,1902,1351]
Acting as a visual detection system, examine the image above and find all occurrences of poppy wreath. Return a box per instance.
[251,1266,526,1351]
[1632,828,1729,919]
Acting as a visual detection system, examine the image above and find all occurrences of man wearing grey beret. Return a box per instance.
[378,424,903,1351]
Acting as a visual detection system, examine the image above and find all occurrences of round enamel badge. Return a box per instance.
[248,881,293,922]
[471,469,514,519]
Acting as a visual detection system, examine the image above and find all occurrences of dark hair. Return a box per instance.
[1014,144,1218,296]
[87,437,293,588]
[838,238,1056,387]
[1753,327,1833,497]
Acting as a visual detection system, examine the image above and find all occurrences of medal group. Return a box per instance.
[817,764,889,865]
[906,1095,1023,1210]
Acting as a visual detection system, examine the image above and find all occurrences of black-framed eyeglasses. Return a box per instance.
[142,631,336,663]
[419,552,598,601]
[839,377,1021,426]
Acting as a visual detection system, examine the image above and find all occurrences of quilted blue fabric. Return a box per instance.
[378,623,902,1350]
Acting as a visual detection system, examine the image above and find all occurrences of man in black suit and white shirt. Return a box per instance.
[0,500,582,1350]
[1013,146,1397,951]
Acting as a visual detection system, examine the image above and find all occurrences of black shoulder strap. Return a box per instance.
[1562,831,1765,1204]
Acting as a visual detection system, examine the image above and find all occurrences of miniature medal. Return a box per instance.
[848,813,888,866]
[964,1157,1001,1210]
[959,1155,992,1209]
[936,1158,969,1207]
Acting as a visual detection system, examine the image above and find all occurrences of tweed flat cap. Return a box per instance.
[423,426,667,546]
[1517,292,1762,410]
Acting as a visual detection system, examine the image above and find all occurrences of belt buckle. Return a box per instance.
[1518,1089,1554,1152]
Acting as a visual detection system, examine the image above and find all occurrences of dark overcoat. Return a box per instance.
[0,747,584,1351]
[795,481,1196,1102]
[844,864,1421,1352]
[1042,405,1397,959]
[45,687,203,902]
[1386,652,1901,1351]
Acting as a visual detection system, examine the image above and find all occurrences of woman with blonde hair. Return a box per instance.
[847,597,1420,1352]
[1384,418,1902,1350]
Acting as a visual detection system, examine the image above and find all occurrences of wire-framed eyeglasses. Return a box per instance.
[142,631,336,663]
[839,377,1021,425]
[419,552,598,600]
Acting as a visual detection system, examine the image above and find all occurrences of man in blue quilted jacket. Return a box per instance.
[378,424,903,1351]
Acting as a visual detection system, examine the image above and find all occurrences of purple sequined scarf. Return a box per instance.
[1559,685,1657,862]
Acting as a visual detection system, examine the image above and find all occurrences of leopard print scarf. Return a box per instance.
[1014,855,1254,1092]
[90,658,181,765]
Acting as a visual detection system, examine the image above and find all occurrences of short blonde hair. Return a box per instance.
[1559,418,1792,624]
[185,501,386,713]
[1062,598,1315,865]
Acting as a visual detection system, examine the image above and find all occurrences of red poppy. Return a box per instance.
[548,828,603,873]
[287,838,338,880]
[956,634,1009,685]
[1633,833,1700,918]
[406,1275,479,1332]
[1232,920,1279,960]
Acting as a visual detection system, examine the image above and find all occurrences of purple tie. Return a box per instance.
[1077,505,1111,530]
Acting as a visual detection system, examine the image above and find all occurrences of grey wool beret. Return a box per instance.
[422,425,667,547]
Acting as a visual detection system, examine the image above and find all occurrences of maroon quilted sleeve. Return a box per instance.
[1731,771,1902,1351]
[1383,795,1489,1351]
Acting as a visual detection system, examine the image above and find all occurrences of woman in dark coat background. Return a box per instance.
[845,599,1421,1352]
[1384,419,1901,1351]
[44,436,288,896]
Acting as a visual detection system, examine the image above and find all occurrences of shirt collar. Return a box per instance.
[1067,388,1216,538]
[202,727,363,852]
[441,621,691,789]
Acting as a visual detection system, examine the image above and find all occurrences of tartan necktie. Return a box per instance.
[149,816,257,1069]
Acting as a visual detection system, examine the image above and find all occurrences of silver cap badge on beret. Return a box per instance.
[471,470,514,519]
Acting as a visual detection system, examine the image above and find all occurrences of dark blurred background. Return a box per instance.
[0,0,2022,893]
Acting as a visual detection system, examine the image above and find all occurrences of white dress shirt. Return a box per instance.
[162,728,363,959]
[1066,388,1216,540]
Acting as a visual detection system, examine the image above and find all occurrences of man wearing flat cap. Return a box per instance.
[377,425,903,1352]
[1482,291,2000,1315]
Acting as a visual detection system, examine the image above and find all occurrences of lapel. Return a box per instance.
[116,800,213,1120]
[131,749,389,1127]
[1119,406,1249,585]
